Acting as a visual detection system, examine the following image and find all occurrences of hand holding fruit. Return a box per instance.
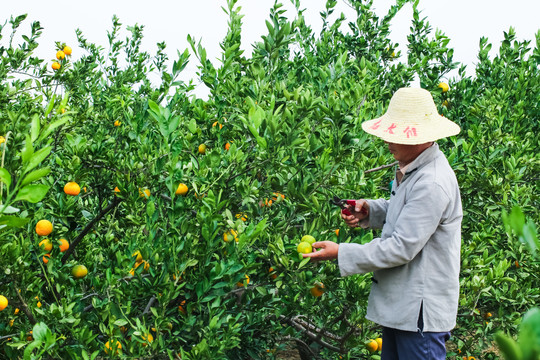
[301,241,339,261]
[341,199,369,228]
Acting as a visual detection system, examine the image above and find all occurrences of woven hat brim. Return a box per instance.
[361,113,460,145]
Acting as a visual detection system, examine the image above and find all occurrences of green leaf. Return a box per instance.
[1,205,20,214]
[495,332,523,360]
[298,257,310,270]
[23,340,41,360]
[31,114,40,142]
[168,115,181,135]
[146,200,156,217]
[44,94,56,117]
[520,307,540,359]
[21,135,34,163]
[0,167,12,189]
[32,322,50,342]
[0,215,30,228]
[188,118,197,134]
[14,184,50,203]
[113,319,128,327]
[38,117,70,143]
[21,167,51,186]
[25,146,51,173]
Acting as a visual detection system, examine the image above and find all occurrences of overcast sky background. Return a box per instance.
[2,0,539,98]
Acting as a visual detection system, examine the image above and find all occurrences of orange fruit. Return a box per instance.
[132,250,143,263]
[39,239,53,252]
[178,300,187,314]
[35,220,53,236]
[366,339,378,353]
[42,254,51,264]
[198,144,207,154]
[438,82,449,93]
[175,183,188,196]
[14,308,19,315]
[269,267,277,280]
[104,340,122,355]
[64,181,81,196]
[139,188,150,198]
[301,235,316,245]
[114,186,120,193]
[335,229,340,236]
[72,264,88,279]
[56,50,65,60]
[36,301,42,308]
[310,282,325,297]
[375,337,382,351]
[236,275,250,287]
[225,142,231,151]
[58,239,69,252]
[114,120,121,127]
[0,295,8,311]
[51,62,61,70]
[63,46,72,55]
[223,230,238,242]
[235,213,247,221]
[297,242,312,254]
[141,333,153,346]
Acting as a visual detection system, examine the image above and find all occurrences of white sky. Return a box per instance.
[2,0,539,98]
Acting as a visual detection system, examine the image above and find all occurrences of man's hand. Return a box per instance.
[341,199,369,227]
[302,241,339,261]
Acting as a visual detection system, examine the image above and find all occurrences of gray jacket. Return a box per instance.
[338,143,462,332]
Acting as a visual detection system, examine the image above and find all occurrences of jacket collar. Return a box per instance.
[401,142,439,180]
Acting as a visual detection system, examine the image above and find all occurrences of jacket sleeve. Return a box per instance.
[338,181,450,276]
[364,198,390,229]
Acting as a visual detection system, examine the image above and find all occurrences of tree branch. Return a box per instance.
[61,196,123,264]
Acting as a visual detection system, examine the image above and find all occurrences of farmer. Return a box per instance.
[303,87,462,359]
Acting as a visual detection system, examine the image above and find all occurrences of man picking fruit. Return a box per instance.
[303,88,462,360]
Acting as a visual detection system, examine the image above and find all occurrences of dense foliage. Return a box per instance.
[0,0,538,359]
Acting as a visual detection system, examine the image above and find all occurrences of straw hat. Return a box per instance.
[361,87,460,145]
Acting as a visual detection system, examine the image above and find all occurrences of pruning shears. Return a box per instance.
[331,195,368,216]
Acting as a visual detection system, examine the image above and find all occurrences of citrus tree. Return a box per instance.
[0,1,538,359]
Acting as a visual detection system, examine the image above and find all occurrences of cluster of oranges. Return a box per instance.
[51,45,72,71]
[129,250,150,276]
[297,234,316,255]
[366,337,383,353]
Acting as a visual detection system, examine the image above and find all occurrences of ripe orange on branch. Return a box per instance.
[366,339,378,353]
[39,239,53,252]
[297,242,312,254]
[72,265,88,279]
[58,239,69,252]
[223,229,238,242]
[56,50,65,60]
[64,181,81,196]
[175,183,188,196]
[310,282,325,297]
[51,62,60,70]
[0,295,8,311]
[63,46,72,55]
[36,220,53,236]
[104,340,122,355]
[438,82,449,93]
[198,144,207,154]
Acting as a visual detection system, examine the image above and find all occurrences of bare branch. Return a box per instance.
[364,161,398,174]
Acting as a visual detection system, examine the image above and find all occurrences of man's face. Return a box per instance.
[385,141,433,166]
